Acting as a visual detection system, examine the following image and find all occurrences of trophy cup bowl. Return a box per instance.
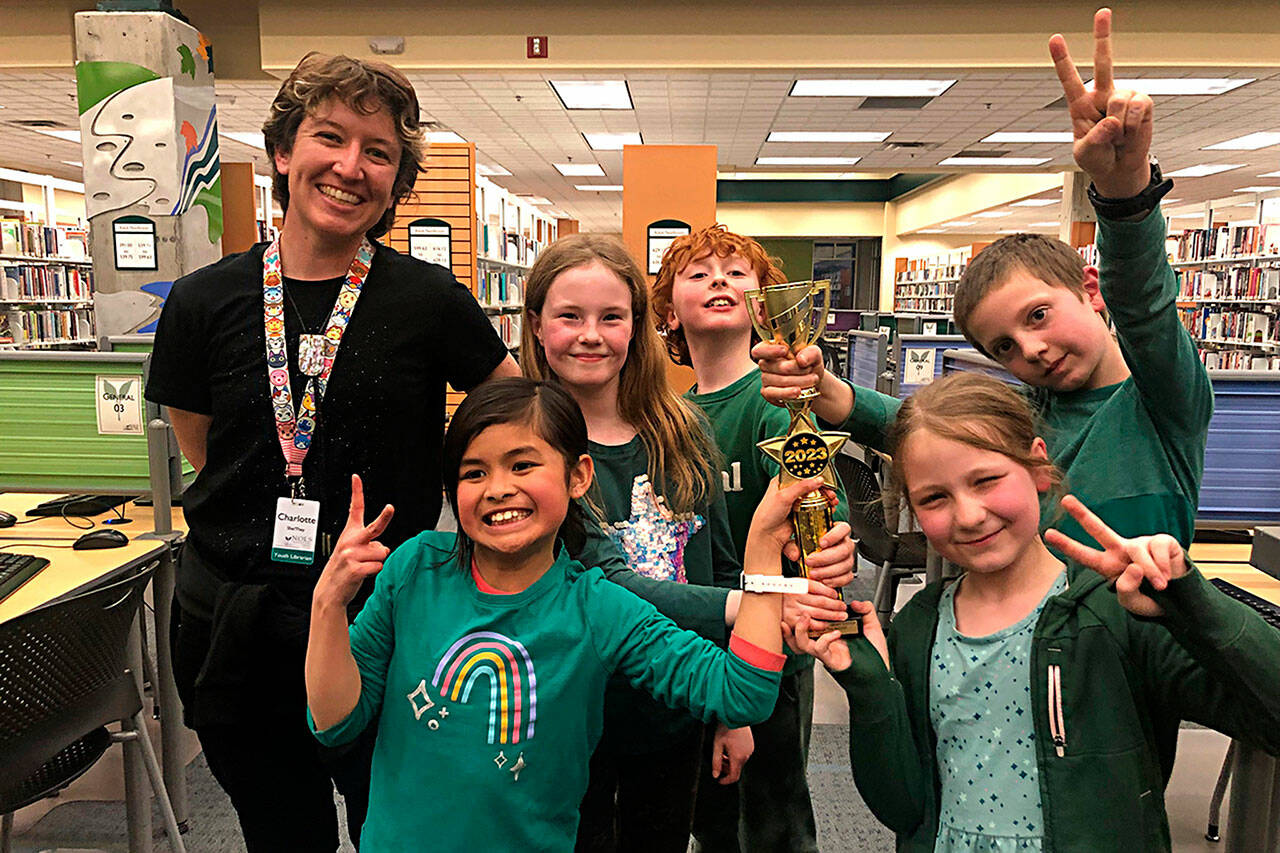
[745,280,831,402]
[748,279,860,637]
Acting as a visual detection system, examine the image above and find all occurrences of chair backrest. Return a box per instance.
[0,562,157,785]
[833,451,897,563]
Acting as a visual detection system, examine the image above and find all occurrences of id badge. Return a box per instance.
[271,497,321,564]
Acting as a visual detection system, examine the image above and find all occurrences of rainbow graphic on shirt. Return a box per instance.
[432,631,538,745]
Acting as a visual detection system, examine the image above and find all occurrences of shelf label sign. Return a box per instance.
[96,375,144,435]
[408,218,452,268]
[647,219,691,274]
[112,216,158,271]
[904,348,937,386]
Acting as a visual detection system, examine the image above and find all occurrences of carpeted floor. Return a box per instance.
[8,723,893,853]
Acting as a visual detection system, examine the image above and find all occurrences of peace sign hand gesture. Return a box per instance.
[1045,494,1186,618]
[314,474,396,610]
[1049,8,1153,199]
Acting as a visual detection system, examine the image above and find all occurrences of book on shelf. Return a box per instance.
[0,218,92,260]
[488,312,522,351]
[1199,349,1280,370]
[1177,267,1280,301]
[1,306,95,345]
[1172,224,1280,262]
[1178,305,1277,346]
[1,263,93,301]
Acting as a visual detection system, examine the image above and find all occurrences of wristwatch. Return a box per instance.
[739,574,810,594]
[1087,155,1174,219]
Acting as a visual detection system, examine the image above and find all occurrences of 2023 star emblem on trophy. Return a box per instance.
[747,279,860,637]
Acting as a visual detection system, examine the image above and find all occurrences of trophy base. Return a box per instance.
[809,615,862,638]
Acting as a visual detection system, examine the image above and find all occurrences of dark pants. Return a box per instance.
[172,600,375,852]
[690,666,819,853]
[575,724,705,852]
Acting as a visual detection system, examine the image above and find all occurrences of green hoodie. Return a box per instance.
[830,563,1280,852]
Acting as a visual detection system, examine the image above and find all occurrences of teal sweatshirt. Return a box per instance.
[833,209,1213,550]
[310,531,781,852]
[830,562,1280,852]
[589,434,741,753]
[687,369,851,676]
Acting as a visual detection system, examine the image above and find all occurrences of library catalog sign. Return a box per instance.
[647,219,691,274]
[112,215,158,271]
[408,218,452,267]
[96,375,144,435]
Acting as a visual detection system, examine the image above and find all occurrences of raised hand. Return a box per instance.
[1049,8,1153,199]
[314,474,395,609]
[786,601,888,673]
[1045,494,1185,617]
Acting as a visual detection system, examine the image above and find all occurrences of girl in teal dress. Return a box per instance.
[789,373,1280,852]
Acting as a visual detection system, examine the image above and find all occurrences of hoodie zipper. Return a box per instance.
[1046,663,1066,757]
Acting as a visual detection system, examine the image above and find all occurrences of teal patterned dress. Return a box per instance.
[929,573,1067,853]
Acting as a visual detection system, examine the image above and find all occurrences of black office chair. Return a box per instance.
[0,562,186,853]
[833,449,929,627]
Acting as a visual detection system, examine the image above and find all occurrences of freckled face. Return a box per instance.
[666,252,759,341]
[532,261,634,395]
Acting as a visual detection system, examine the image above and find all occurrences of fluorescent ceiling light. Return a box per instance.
[973,211,1012,219]
[1204,132,1280,151]
[939,156,1050,166]
[1087,78,1254,96]
[981,132,1073,143]
[717,171,889,180]
[1011,198,1059,207]
[946,221,976,227]
[575,184,623,192]
[1160,198,1182,204]
[426,131,466,144]
[790,79,955,98]
[1028,221,1060,227]
[583,131,642,150]
[1233,186,1280,194]
[477,162,512,176]
[61,160,82,168]
[766,131,891,143]
[1164,163,1244,177]
[555,162,606,177]
[519,196,553,205]
[224,131,265,149]
[31,128,80,144]
[549,80,633,110]
[755,156,861,166]
[1258,171,1280,179]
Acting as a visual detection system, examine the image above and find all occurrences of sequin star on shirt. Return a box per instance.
[607,474,704,583]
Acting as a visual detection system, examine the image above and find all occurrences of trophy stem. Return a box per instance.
[792,493,861,638]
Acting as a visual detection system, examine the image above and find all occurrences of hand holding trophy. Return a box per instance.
[745,280,860,636]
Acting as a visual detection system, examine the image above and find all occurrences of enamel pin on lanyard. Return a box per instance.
[263,237,373,564]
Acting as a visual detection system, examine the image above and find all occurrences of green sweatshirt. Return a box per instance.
[589,434,741,753]
[833,209,1212,549]
[687,369,851,676]
[829,562,1280,852]
[311,531,781,852]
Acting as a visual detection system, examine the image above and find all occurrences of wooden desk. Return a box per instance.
[0,492,190,847]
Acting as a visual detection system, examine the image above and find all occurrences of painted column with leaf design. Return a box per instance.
[74,10,223,337]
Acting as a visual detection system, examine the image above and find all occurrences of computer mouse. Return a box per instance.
[73,529,130,550]
[0,510,15,528]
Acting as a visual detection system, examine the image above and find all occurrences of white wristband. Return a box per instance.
[739,574,809,594]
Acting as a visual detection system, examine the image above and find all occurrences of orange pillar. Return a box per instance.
[221,162,258,256]
[622,144,718,392]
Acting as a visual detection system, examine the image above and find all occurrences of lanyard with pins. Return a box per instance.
[263,236,373,498]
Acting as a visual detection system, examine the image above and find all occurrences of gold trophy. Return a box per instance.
[746,280,860,636]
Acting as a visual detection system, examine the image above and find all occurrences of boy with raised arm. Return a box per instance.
[756,8,1212,553]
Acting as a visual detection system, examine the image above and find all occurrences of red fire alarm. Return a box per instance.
[527,36,548,59]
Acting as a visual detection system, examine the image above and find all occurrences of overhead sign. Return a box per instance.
[646,219,691,275]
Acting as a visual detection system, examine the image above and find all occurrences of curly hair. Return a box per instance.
[652,224,788,366]
[261,52,425,239]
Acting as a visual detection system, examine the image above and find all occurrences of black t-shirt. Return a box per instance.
[146,242,508,617]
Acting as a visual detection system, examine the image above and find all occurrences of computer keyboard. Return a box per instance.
[1209,577,1280,630]
[0,552,51,603]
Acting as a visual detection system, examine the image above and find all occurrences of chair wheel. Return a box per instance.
[1205,824,1220,843]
